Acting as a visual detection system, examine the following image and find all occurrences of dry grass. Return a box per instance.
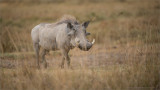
[0,0,160,90]
[0,45,159,90]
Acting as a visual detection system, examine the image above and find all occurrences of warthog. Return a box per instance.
[31,15,95,68]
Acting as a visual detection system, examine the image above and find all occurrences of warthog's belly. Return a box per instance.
[39,38,58,50]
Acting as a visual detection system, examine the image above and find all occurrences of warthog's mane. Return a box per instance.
[56,15,79,25]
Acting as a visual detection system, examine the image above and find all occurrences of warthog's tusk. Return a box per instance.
[91,39,95,44]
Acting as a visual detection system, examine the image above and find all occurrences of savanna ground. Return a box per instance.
[0,0,160,90]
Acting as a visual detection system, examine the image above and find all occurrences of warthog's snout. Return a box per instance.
[78,39,95,51]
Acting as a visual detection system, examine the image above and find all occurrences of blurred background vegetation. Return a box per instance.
[0,0,159,53]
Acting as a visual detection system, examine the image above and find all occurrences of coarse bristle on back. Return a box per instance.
[56,15,79,25]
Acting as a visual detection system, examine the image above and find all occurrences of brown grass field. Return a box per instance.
[0,0,160,90]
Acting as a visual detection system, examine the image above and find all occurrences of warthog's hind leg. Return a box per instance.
[41,49,48,68]
[33,43,40,68]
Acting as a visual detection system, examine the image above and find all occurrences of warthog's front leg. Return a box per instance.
[41,49,48,68]
[66,55,70,67]
[61,49,70,68]
[61,57,65,68]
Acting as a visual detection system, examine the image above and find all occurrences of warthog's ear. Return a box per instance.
[67,22,73,29]
[82,21,90,28]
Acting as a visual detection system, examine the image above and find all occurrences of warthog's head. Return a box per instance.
[67,21,95,51]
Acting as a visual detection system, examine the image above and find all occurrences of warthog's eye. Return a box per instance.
[74,22,79,25]
[73,28,77,32]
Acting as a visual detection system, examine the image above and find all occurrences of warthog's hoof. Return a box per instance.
[44,62,48,68]
[37,65,40,69]
[60,64,64,69]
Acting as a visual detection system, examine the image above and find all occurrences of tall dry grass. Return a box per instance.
[0,0,160,90]
[0,44,159,90]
